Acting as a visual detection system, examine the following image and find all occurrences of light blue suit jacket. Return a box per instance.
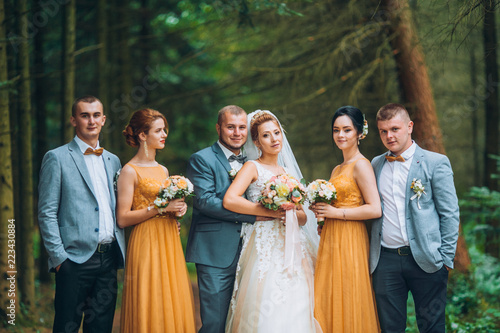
[370,144,459,274]
[186,143,256,268]
[38,138,125,271]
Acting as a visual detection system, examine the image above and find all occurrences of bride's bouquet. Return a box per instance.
[306,179,337,226]
[154,175,194,220]
[258,174,306,211]
[259,174,306,273]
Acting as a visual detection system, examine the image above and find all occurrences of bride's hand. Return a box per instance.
[312,202,338,219]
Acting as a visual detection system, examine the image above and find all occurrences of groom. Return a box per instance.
[186,105,265,333]
[370,103,459,333]
[38,96,125,333]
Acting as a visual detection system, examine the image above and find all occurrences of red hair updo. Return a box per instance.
[122,108,168,147]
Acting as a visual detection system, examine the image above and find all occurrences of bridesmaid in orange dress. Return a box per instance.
[117,108,196,332]
[310,106,381,332]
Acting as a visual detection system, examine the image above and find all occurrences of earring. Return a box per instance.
[143,140,149,158]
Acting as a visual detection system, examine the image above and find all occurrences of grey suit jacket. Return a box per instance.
[370,144,459,274]
[38,138,125,271]
[185,143,256,268]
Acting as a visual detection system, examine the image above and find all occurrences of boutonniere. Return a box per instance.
[410,178,426,209]
[228,168,238,181]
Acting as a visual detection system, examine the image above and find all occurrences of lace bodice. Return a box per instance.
[127,164,167,210]
[330,158,366,208]
[245,161,278,203]
[240,161,312,279]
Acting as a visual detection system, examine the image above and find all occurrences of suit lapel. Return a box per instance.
[212,143,231,173]
[102,150,116,209]
[373,154,387,187]
[405,144,424,212]
[68,139,97,199]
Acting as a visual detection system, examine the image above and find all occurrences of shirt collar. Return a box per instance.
[217,140,242,160]
[387,140,416,160]
[74,135,101,154]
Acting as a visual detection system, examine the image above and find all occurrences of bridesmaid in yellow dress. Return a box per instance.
[310,106,381,332]
[117,108,196,332]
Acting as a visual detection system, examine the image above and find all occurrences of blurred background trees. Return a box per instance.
[0,0,499,330]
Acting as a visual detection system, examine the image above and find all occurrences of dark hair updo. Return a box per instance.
[331,106,364,137]
[122,108,168,147]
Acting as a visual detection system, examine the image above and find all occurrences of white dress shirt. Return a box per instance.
[74,136,115,243]
[379,142,417,248]
[217,141,245,171]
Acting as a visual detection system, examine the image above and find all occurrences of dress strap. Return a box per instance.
[352,157,369,164]
[249,160,286,176]
[126,163,166,181]
[337,158,369,177]
[126,163,144,181]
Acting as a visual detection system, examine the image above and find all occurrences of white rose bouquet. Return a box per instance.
[154,175,195,220]
[306,179,337,226]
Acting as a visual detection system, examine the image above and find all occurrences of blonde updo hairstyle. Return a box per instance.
[250,112,280,146]
[123,108,168,147]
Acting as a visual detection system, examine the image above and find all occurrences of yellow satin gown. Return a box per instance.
[120,164,195,333]
[314,158,380,332]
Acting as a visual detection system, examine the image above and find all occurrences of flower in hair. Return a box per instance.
[360,116,368,140]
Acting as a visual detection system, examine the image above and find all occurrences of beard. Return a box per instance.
[219,135,246,151]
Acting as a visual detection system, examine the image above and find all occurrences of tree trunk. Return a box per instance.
[97,0,109,145]
[482,0,499,257]
[381,0,444,153]
[62,0,76,143]
[140,0,150,105]
[118,1,133,157]
[17,0,35,311]
[381,0,471,272]
[0,0,16,320]
[470,48,480,186]
[34,8,51,284]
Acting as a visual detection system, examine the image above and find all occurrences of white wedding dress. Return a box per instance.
[225,161,320,333]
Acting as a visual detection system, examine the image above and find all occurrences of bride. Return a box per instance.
[223,110,320,332]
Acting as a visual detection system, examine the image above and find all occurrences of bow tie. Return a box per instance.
[385,154,405,162]
[84,147,104,156]
[228,154,247,164]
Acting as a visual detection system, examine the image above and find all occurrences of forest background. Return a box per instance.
[1,0,500,331]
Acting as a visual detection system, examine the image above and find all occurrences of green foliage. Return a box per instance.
[459,186,500,253]
[442,183,500,331]
[445,248,500,332]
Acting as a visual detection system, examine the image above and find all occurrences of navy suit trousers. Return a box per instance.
[53,242,118,333]
[196,239,242,333]
[373,249,449,333]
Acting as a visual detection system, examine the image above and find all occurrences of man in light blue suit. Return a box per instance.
[38,96,125,333]
[370,103,459,333]
[186,105,272,333]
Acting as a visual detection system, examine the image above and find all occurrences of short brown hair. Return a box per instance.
[72,95,102,116]
[217,105,246,126]
[122,108,168,147]
[250,112,280,143]
[376,103,410,122]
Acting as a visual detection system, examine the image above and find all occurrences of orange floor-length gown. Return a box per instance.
[314,158,380,332]
[120,164,195,333]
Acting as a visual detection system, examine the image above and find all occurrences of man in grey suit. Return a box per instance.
[186,105,273,332]
[38,96,125,333]
[370,103,459,333]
